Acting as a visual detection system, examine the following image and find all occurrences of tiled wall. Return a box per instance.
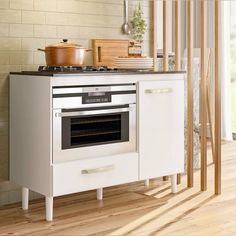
[0,0,152,205]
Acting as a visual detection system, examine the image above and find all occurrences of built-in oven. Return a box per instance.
[52,84,136,163]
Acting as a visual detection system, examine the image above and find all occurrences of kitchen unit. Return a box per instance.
[10,68,185,221]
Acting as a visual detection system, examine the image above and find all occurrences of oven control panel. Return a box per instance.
[82,92,111,104]
[52,83,136,108]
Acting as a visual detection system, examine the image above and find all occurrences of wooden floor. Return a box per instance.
[0,142,236,236]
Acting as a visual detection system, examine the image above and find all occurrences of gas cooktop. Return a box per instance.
[38,66,119,73]
[10,66,184,76]
[14,66,130,76]
[10,66,154,76]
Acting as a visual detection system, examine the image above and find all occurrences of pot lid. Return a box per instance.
[46,39,84,49]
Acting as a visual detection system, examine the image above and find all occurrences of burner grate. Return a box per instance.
[38,66,118,73]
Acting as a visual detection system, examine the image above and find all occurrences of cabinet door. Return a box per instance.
[138,80,184,180]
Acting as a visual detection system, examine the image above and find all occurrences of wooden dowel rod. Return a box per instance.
[177,174,181,185]
[214,0,221,195]
[175,0,181,185]
[174,0,180,71]
[153,0,157,72]
[163,176,169,181]
[187,0,194,188]
[163,0,168,71]
[200,0,207,191]
[206,50,215,163]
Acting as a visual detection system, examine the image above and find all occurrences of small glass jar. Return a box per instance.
[128,41,142,57]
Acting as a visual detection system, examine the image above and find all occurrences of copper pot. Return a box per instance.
[38,39,92,66]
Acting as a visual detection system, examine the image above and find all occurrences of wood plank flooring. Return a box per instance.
[0,142,236,235]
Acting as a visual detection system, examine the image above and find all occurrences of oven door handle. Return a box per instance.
[56,107,132,117]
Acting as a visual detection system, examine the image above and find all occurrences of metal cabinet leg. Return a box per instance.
[97,188,103,200]
[171,174,177,193]
[22,187,29,210]
[46,196,53,221]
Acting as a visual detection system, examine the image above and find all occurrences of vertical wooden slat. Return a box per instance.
[174,0,181,184]
[174,0,180,71]
[200,0,207,191]
[206,50,215,163]
[162,1,169,181]
[187,0,194,188]
[163,176,169,181]
[214,0,221,195]
[177,174,181,185]
[163,0,168,71]
[174,0,181,185]
[153,0,157,72]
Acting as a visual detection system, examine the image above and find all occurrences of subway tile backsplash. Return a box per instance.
[0,23,9,36]
[9,24,34,37]
[0,0,152,205]
[10,0,34,10]
[0,9,21,23]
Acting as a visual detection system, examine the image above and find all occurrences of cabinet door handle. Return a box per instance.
[145,88,173,94]
[81,165,115,175]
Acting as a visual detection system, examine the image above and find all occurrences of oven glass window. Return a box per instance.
[62,112,129,149]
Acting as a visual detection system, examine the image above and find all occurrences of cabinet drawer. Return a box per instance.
[53,153,138,197]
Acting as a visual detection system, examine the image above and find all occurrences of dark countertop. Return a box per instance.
[10,70,186,77]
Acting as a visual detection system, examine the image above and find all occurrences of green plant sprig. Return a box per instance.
[131,3,147,43]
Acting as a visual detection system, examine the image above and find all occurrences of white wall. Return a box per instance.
[193,1,232,140]
[155,0,187,58]
[155,0,173,52]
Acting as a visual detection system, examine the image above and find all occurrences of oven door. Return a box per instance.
[53,104,136,163]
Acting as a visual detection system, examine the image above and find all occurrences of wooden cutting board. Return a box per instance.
[92,39,129,67]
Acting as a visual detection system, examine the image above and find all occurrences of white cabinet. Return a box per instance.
[10,72,185,221]
[138,80,184,180]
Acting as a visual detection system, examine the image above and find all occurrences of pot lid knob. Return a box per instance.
[62,39,68,43]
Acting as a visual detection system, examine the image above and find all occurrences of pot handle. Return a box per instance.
[38,48,45,52]
[86,49,93,52]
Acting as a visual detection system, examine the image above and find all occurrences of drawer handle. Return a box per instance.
[145,88,173,94]
[81,165,115,175]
